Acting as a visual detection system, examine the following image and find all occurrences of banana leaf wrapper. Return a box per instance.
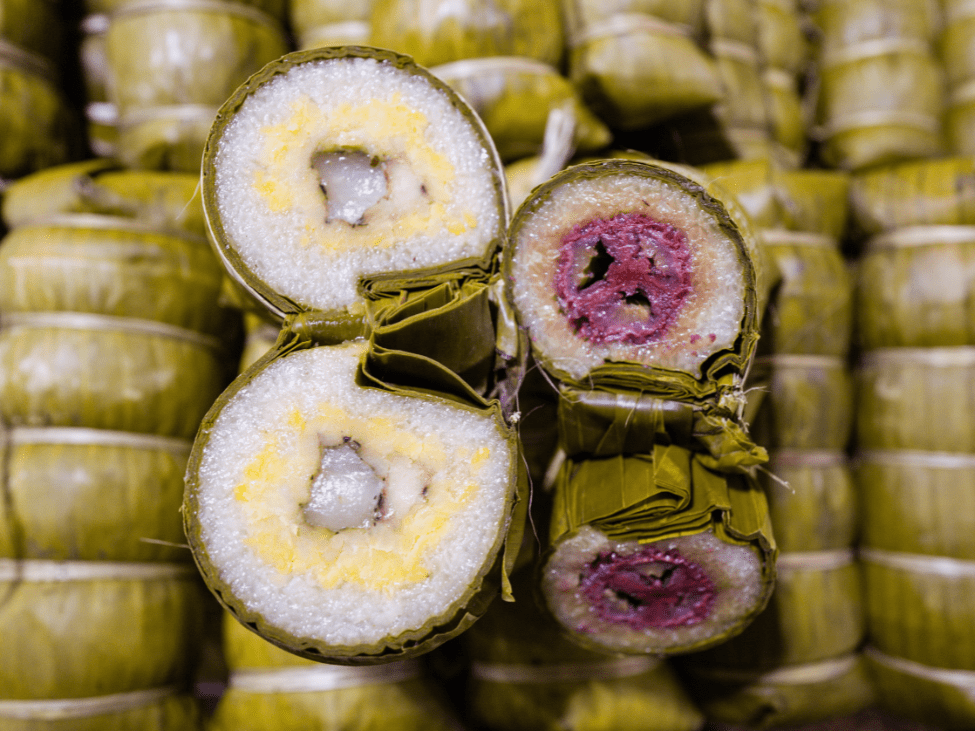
[763,68,807,162]
[80,13,110,105]
[865,647,975,731]
[87,0,287,13]
[0,216,230,334]
[539,446,776,656]
[0,43,76,179]
[0,313,231,440]
[114,107,220,172]
[940,11,975,91]
[561,0,705,35]
[506,158,763,400]
[760,231,853,357]
[463,566,704,731]
[697,158,784,231]
[0,691,201,731]
[764,450,856,553]
[856,449,975,560]
[367,0,563,68]
[681,653,875,730]
[183,336,527,664]
[711,44,770,133]
[945,89,975,156]
[861,548,975,670]
[86,105,120,160]
[297,21,370,50]
[848,156,975,236]
[201,46,509,352]
[0,427,191,562]
[749,355,854,451]
[704,0,759,45]
[0,0,61,60]
[685,550,864,670]
[810,0,943,64]
[431,57,611,163]
[0,560,204,699]
[0,160,208,236]
[814,43,946,171]
[857,226,975,348]
[568,14,722,130]
[213,612,462,730]
[855,347,975,452]
[290,0,371,34]
[238,312,281,373]
[756,0,809,74]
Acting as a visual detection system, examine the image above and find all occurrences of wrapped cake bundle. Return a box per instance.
[463,567,705,731]
[0,560,205,698]
[211,612,463,730]
[183,338,526,664]
[810,0,947,170]
[0,691,201,731]
[201,46,512,390]
[430,57,611,163]
[0,42,77,181]
[505,159,776,656]
[290,0,372,49]
[848,156,975,237]
[103,0,289,171]
[368,0,563,69]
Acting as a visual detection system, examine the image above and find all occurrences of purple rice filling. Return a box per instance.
[554,212,692,345]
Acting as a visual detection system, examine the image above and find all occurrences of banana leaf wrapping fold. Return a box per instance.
[0,216,230,335]
[366,0,564,68]
[0,313,231,440]
[540,444,776,656]
[0,42,77,179]
[464,568,704,731]
[566,14,723,131]
[104,0,289,171]
[762,68,807,165]
[759,231,853,357]
[861,549,975,671]
[505,159,764,399]
[0,161,208,236]
[684,549,864,669]
[763,450,857,553]
[680,653,875,730]
[430,57,611,163]
[0,427,191,562]
[749,355,854,451]
[561,0,705,33]
[183,336,527,665]
[855,347,975,452]
[201,46,510,375]
[756,0,809,74]
[290,0,372,40]
[865,647,975,730]
[0,690,201,731]
[813,39,947,170]
[856,450,975,559]
[0,560,204,700]
[848,156,975,236]
[857,226,975,348]
[212,613,462,730]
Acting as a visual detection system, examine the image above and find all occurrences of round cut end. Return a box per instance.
[541,526,765,655]
[207,49,506,316]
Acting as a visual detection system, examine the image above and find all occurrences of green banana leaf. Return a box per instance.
[855,347,975,452]
[857,226,975,348]
[0,560,204,699]
[0,427,191,562]
[946,91,975,156]
[0,313,231,440]
[856,449,975,559]
[756,0,809,74]
[183,334,527,664]
[0,0,62,60]
[561,0,705,36]
[0,691,201,731]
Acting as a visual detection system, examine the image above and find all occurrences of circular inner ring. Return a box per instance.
[554,212,693,345]
[579,546,715,630]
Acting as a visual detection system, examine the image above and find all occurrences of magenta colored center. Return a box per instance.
[579,547,715,630]
[554,212,692,345]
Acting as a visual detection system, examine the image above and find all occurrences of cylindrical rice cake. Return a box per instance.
[505,159,761,391]
[183,339,522,664]
[202,46,508,322]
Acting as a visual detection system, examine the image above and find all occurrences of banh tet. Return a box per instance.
[201,45,508,330]
[184,339,525,664]
[505,158,763,399]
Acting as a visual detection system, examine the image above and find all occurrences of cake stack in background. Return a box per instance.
[849,156,975,729]
[0,160,240,730]
[0,0,80,186]
[677,159,873,728]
